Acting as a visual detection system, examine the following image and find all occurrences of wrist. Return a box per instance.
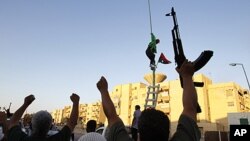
[100,89,108,94]
[181,75,193,80]
[23,103,30,107]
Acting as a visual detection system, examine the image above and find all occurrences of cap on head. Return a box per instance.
[78,132,106,141]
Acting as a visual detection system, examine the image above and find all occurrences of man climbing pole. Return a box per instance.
[145,33,160,68]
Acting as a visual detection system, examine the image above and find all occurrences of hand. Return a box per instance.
[24,95,35,106]
[96,76,108,92]
[176,60,194,78]
[70,93,80,104]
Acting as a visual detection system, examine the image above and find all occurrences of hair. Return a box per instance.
[138,108,170,141]
[86,120,97,133]
[135,105,140,110]
[31,110,52,137]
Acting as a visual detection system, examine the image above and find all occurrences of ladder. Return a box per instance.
[144,84,160,109]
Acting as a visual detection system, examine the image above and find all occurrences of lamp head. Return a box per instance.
[229,63,237,66]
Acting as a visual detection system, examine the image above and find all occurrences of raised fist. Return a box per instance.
[70,93,80,103]
[97,76,108,92]
[24,95,35,105]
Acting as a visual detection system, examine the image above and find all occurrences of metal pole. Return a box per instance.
[240,64,250,90]
[147,0,153,33]
[152,66,156,106]
[230,63,250,90]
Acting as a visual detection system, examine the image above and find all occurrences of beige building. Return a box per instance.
[52,102,106,127]
[52,73,249,136]
[85,101,106,126]
[51,109,63,123]
[109,73,250,137]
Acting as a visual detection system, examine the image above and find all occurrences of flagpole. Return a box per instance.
[147,0,157,108]
[148,0,153,33]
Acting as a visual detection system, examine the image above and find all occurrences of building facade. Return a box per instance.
[108,73,250,136]
[51,73,250,136]
[52,102,106,127]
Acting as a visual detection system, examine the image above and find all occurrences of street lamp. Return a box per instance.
[229,63,250,90]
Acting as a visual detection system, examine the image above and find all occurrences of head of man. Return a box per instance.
[86,120,97,133]
[31,110,52,137]
[138,108,170,141]
[156,39,160,44]
[135,105,140,111]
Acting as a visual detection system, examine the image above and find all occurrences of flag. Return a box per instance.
[158,53,171,64]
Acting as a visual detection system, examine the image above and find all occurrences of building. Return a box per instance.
[52,102,106,127]
[108,73,250,137]
[51,109,63,123]
[51,73,250,137]
[85,101,106,126]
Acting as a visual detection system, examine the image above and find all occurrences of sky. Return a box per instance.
[0,0,250,114]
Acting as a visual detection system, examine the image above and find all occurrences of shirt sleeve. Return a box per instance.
[170,114,201,141]
[7,125,28,141]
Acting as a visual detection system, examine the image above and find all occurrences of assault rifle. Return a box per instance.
[166,7,213,113]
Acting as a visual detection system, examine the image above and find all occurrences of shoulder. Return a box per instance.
[107,119,132,141]
[8,125,28,141]
[58,125,71,135]
[48,126,71,140]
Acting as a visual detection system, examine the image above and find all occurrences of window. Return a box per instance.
[227,102,234,107]
[226,89,233,97]
[239,118,249,125]
[238,91,243,96]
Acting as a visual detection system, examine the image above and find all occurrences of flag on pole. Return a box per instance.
[158,53,171,64]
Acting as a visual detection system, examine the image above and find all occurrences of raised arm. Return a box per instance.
[96,76,119,127]
[176,60,197,121]
[8,95,35,129]
[66,93,80,132]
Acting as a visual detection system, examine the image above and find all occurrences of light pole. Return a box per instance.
[229,63,250,90]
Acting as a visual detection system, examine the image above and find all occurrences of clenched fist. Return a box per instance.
[24,95,35,106]
[70,93,80,103]
[97,76,108,92]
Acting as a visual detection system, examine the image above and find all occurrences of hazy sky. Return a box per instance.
[1,0,249,113]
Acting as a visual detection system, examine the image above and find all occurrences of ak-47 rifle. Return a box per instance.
[166,7,213,113]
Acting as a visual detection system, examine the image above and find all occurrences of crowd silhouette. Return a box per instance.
[0,60,201,141]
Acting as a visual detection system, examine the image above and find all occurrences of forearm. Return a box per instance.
[67,102,79,131]
[100,89,118,124]
[9,103,29,129]
[182,76,197,120]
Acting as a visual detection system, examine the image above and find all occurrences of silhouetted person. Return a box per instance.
[97,76,133,141]
[4,103,13,119]
[145,33,160,68]
[86,120,97,133]
[8,93,79,141]
[96,60,201,141]
[131,105,141,141]
[77,120,106,141]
